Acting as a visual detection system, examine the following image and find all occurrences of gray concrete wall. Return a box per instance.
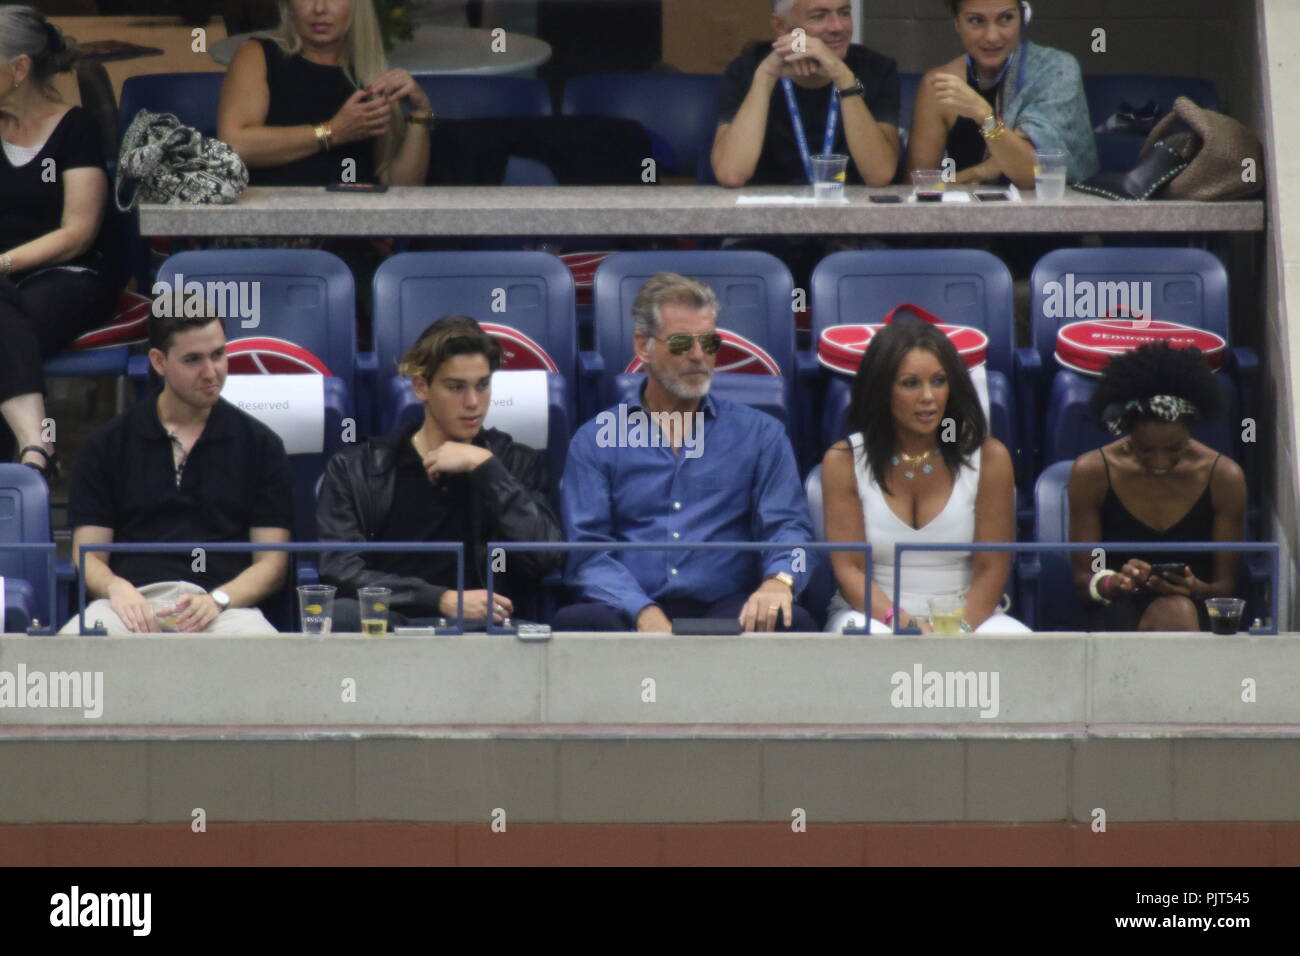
[1259,0,1300,629]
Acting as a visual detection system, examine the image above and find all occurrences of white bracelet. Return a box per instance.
[1089,569,1118,605]
[0,252,12,274]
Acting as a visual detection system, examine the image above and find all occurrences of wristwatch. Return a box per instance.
[980,113,999,134]
[209,589,231,612]
[768,572,796,591]
[837,78,866,100]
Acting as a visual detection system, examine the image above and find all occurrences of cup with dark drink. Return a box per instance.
[912,169,946,202]
[1206,597,1245,635]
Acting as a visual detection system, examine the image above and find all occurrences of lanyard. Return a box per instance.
[782,78,840,185]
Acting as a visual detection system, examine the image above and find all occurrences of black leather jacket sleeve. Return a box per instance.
[470,442,564,578]
[316,448,449,613]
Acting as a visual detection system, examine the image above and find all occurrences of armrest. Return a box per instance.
[1017,553,1041,631]
[1014,347,1044,478]
[794,349,822,382]
[577,350,606,424]
[296,561,320,587]
[55,558,76,626]
[1244,551,1271,631]
[354,351,379,433]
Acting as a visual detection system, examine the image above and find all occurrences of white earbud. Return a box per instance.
[1021,1,1033,27]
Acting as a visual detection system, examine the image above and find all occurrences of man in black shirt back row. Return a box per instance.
[712,0,901,188]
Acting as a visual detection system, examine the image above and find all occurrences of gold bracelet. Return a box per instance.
[982,119,1008,141]
[313,122,331,152]
[407,111,434,126]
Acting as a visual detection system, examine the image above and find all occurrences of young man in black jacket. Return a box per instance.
[316,316,562,629]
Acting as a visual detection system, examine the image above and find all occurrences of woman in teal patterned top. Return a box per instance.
[907,0,1098,188]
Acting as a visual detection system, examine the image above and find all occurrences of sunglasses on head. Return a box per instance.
[657,332,723,355]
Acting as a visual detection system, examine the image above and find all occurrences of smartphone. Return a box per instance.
[869,194,904,204]
[1149,562,1188,577]
[975,191,1011,201]
[325,182,389,193]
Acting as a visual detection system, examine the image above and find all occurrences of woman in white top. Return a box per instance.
[823,318,1027,633]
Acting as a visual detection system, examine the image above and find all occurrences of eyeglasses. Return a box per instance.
[655,333,723,355]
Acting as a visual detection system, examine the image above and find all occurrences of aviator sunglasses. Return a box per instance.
[655,332,723,355]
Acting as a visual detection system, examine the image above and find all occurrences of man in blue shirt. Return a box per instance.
[555,273,816,632]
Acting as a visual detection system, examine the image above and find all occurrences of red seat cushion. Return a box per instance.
[225,337,332,375]
[1054,319,1227,376]
[69,291,151,350]
[480,322,560,373]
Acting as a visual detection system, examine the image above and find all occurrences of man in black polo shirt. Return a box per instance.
[60,310,293,634]
[316,315,562,630]
[712,0,901,188]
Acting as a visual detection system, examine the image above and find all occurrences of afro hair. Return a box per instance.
[1089,343,1223,423]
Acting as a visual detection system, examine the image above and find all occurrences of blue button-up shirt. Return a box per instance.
[562,392,814,621]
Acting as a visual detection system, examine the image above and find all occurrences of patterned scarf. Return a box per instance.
[1103,395,1199,436]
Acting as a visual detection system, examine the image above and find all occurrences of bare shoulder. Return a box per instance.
[1208,449,1247,495]
[1067,447,1110,500]
[227,35,268,75]
[821,440,857,484]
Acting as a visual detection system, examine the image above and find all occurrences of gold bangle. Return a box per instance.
[407,111,434,125]
[313,122,331,151]
[982,119,1008,141]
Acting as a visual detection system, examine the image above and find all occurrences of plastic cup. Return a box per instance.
[358,586,392,637]
[1205,597,1246,635]
[928,595,966,636]
[812,153,849,202]
[148,599,180,633]
[911,168,947,202]
[298,584,336,634]
[1033,149,1068,200]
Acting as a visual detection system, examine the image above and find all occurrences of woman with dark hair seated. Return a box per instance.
[907,0,1098,189]
[0,8,115,480]
[822,319,1026,633]
[1068,344,1247,631]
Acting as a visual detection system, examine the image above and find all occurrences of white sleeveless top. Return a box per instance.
[848,432,981,618]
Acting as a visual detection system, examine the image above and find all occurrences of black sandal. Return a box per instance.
[18,445,60,481]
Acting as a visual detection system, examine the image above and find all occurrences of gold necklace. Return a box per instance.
[890,448,938,479]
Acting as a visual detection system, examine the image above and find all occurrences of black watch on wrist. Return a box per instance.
[837,78,866,100]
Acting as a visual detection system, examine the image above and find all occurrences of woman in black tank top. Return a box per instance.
[1067,345,1248,632]
[218,0,431,187]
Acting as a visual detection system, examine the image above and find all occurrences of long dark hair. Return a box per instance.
[846,318,987,496]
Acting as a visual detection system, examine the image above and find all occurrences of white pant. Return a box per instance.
[59,581,278,635]
[827,607,1032,634]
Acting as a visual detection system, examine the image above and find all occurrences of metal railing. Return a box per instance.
[76,542,464,635]
[485,540,872,634]
[893,541,1281,635]
[0,542,57,634]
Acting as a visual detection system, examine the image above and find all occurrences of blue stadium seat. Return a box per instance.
[118,72,224,142]
[1083,75,1218,173]
[897,72,921,144]
[221,375,352,543]
[1019,461,1079,631]
[800,463,836,629]
[1020,460,1269,632]
[0,464,55,632]
[583,251,796,447]
[808,249,1018,474]
[144,249,360,397]
[561,73,721,177]
[1020,248,1257,500]
[413,75,552,119]
[370,252,577,487]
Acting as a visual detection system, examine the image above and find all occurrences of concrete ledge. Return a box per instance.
[1,634,1296,728]
[136,187,1267,237]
